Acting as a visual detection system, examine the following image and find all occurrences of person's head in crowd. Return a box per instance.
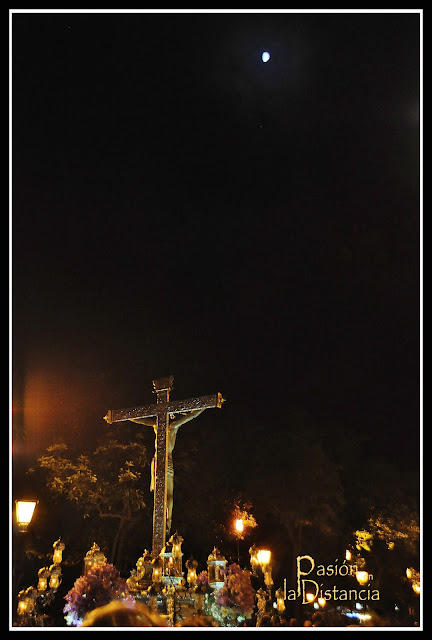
[81,600,167,627]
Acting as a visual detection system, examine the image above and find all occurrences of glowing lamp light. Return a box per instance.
[84,542,107,575]
[152,566,162,583]
[171,533,184,557]
[53,538,65,564]
[17,586,37,616]
[406,568,413,579]
[16,500,37,532]
[261,51,270,63]
[152,556,164,584]
[166,555,175,576]
[412,582,421,595]
[235,518,244,534]
[345,549,352,561]
[37,567,50,593]
[306,592,315,603]
[264,568,274,589]
[187,567,197,586]
[256,549,273,589]
[275,587,285,613]
[186,556,198,587]
[358,613,372,622]
[257,549,271,566]
[49,564,62,590]
[17,596,27,616]
[356,571,369,585]
[318,597,326,607]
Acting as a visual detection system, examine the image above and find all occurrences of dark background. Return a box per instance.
[12,12,420,483]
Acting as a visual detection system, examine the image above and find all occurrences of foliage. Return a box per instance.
[354,503,419,555]
[63,563,132,626]
[35,438,147,518]
[340,455,420,612]
[355,529,374,552]
[260,439,344,549]
[232,500,258,540]
[29,434,149,567]
[348,503,420,614]
[367,512,420,555]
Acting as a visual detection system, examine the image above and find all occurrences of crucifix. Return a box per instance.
[104,376,225,557]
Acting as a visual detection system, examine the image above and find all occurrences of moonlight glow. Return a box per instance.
[261,51,270,63]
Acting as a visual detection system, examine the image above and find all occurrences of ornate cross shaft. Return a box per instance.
[104,376,225,556]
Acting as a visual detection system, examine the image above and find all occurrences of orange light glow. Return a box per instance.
[356,571,369,585]
[16,500,37,531]
[235,518,244,533]
[257,549,271,566]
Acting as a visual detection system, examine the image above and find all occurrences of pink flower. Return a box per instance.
[219,564,255,617]
[63,564,131,626]
[195,570,210,592]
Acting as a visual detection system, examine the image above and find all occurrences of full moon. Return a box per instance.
[261,51,270,63]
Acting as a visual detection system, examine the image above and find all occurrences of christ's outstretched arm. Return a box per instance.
[129,417,156,427]
[169,408,205,433]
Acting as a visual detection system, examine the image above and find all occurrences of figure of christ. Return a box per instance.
[130,408,205,535]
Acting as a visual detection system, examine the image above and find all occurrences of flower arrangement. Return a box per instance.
[218,564,255,618]
[63,563,132,626]
[195,570,210,592]
[205,563,255,626]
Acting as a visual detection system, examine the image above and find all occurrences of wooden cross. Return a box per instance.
[104,376,225,557]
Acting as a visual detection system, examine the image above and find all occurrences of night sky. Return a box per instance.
[12,11,420,475]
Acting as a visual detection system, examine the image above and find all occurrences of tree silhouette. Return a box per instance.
[246,414,345,599]
[30,430,150,570]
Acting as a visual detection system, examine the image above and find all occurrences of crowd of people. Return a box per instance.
[81,601,222,628]
[80,600,418,628]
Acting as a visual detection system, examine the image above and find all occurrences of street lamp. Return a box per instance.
[15,500,38,533]
[17,586,38,620]
[52,538,65,565]
[234,519,244,562]
[257,549,271,566]
[16,538,66,626]
[406,567,420,595]
[48,565,62,591]
[37,567,50,593]
[13,500,38,615]
[235,519,244,535]
[257,549,273,591]
[275,587,286,613]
